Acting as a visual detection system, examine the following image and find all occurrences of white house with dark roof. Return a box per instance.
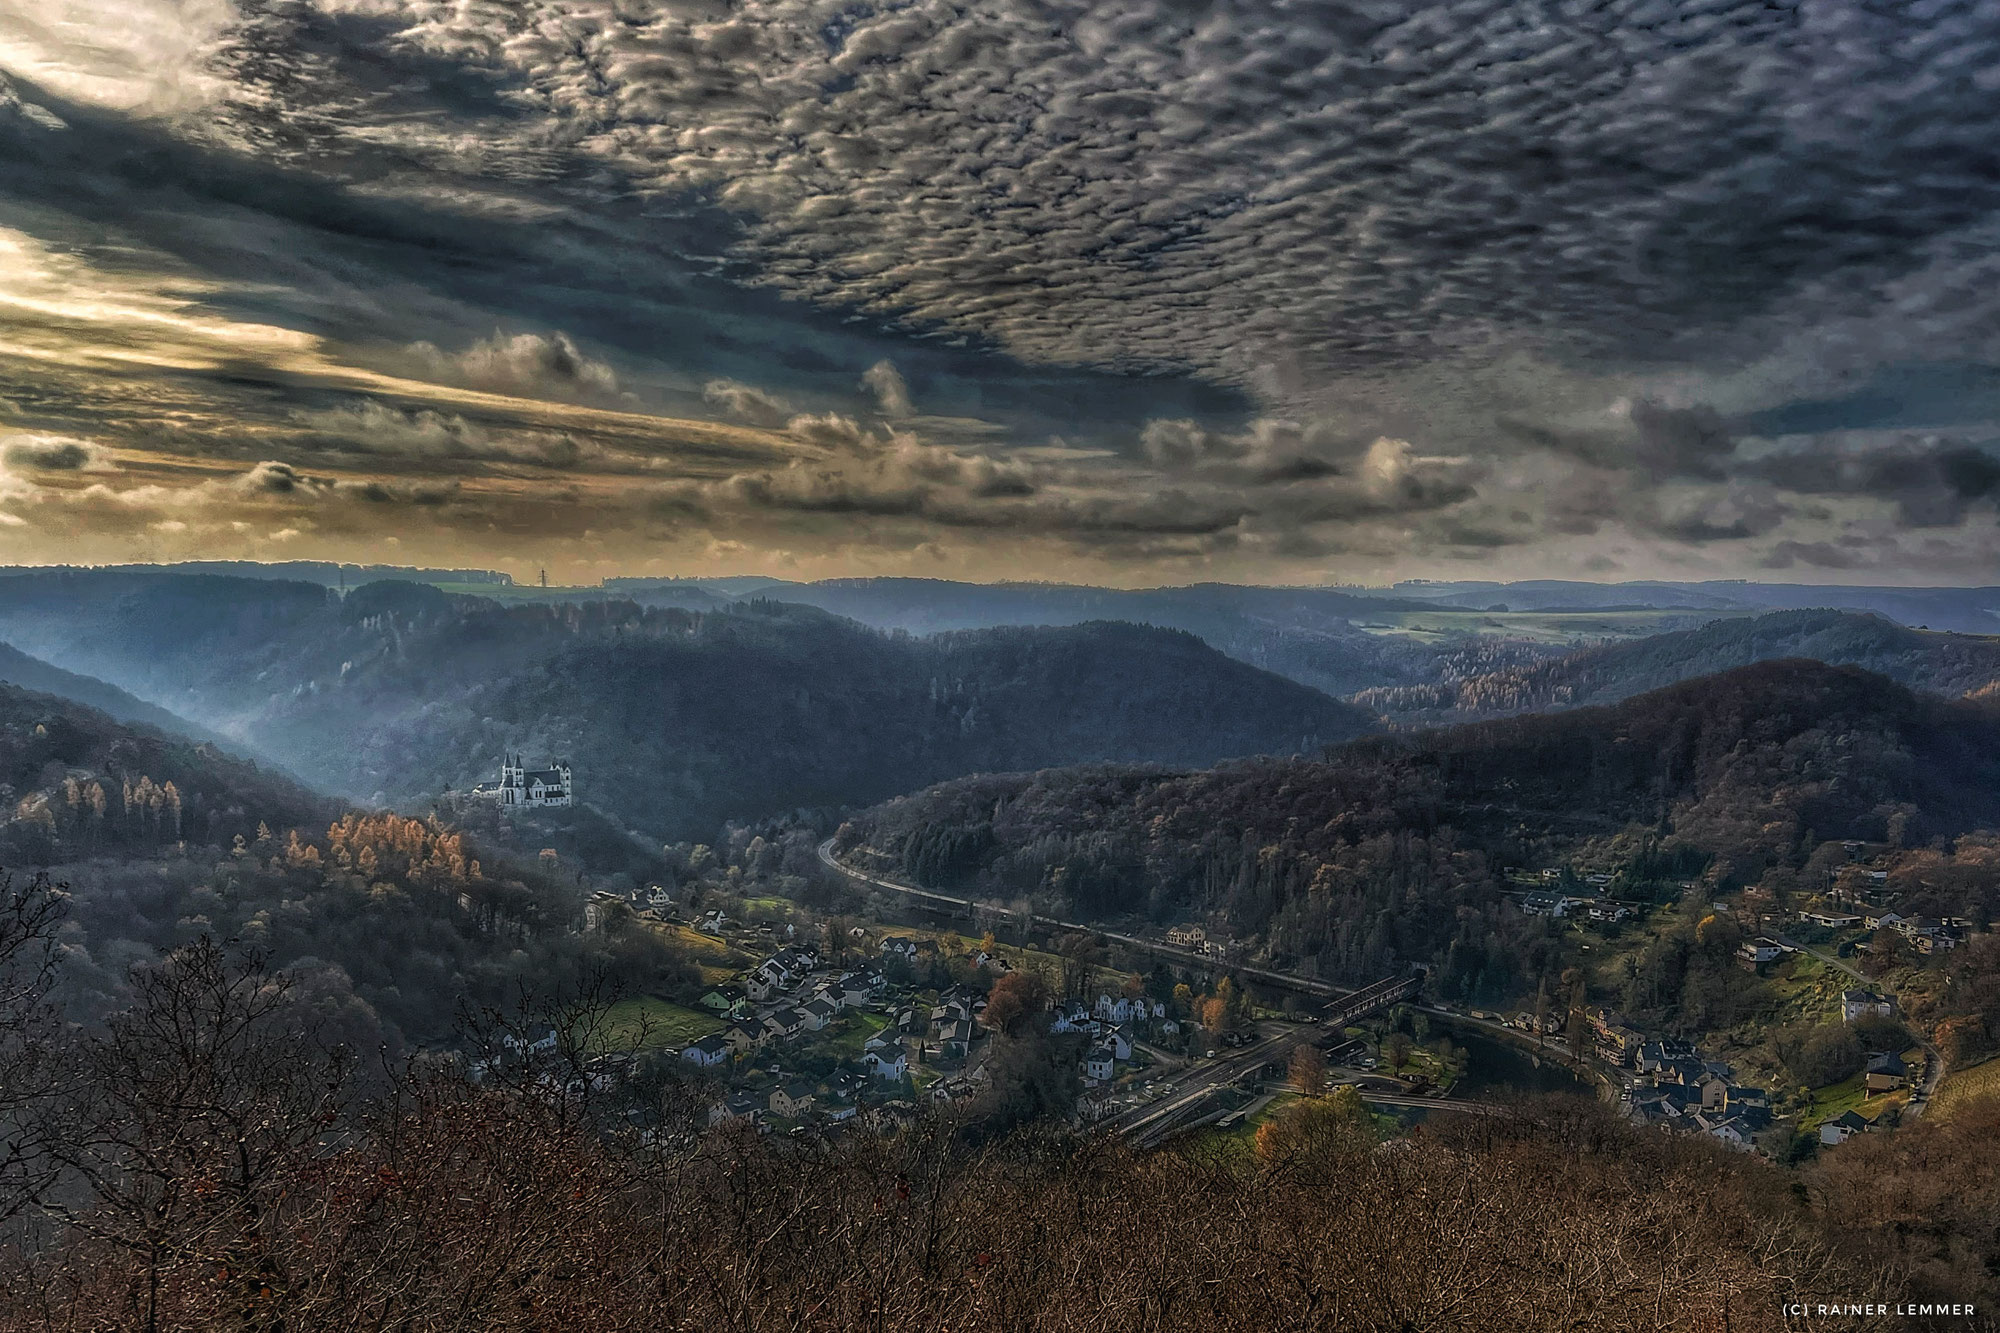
[1820,1109,1872,1146]
[1083,1044,1117,1083]
[680,1034,732,1068]
[707,1091,763,1127]
[763,1008,808,1041]
[1841,990,1894,1023]
[864,1044,908,1081]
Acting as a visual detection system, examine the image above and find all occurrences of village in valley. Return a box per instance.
[570,885,1199,1137]
[470,756,1971,1162]
[1495,836,1960,1159]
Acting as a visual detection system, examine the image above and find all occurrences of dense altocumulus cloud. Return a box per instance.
[1,0,2000,580]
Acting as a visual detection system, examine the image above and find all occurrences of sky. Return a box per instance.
[2,0,2000,586]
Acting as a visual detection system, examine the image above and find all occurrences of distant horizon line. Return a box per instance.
[0,560,1996,596]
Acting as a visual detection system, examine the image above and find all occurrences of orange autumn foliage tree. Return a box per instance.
[323,813,480,888]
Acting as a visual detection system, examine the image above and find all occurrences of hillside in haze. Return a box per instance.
[0,641,231,748]
[623,576,1559,696]
[272,600,1373,839]
[1354,609,2000,725]
[0,682,330,867]
[0,679,700,1044]
[843,660,2000,989]
[0,572,1371,838]
[1394,580,2000,633]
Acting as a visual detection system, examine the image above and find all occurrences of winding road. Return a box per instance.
[1775,934,1944,1116]
[818,837,1364,997]
[817,838,1492,1144]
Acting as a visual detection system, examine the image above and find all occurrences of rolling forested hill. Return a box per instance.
[1353,609,2000,725]
[0,642,225,747]
[267,601,1374,838]
[651,576,1552,697]
[0,682,331,866]
[0,572,1373,838]
[844,660,2000,992]
[0,680,691,1043]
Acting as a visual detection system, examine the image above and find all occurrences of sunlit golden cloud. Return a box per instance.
[2,0,2000,584]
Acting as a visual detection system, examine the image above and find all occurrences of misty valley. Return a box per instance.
[0,568,1996,1328]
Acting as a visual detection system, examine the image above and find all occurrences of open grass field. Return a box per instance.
[591,996,724,1052]
[888,923,1125,987]
[653,922,747,968]
[820,1011,890,1060]
[1932,1056,2000,1120]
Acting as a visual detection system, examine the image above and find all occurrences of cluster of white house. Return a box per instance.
[1614,986,1910,1152]
[677,944,918,1083]
[671,916,1198,1125]
[1053,993,1180,1086]
[1621,1035,1774,1150]
[672,925,1058,1135]
[1518,891,1632,923]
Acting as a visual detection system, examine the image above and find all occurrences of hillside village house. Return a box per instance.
[935,1018,977,1062]
[1591,1011,1646,1066]
[763,1008,809,1042]
[770,1081,817,1119]
[1736,938,1783,970]
[699,985,747,1016]
[864,1044,908,1081]
[501,1027,559,1058]
[1095,993,1165,1025]
[1690,1111,1755,1150]
[1864,1051,1908,1092]
[1051,1002,1092,1035]
[1083,1045,1117,1083]
[1841,990,1895,1022]
[707,1091,763,1128]
[1821,1110,1874,1146]
[679,1034,732,1068]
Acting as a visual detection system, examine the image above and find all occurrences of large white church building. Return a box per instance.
[474,753,573,808]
